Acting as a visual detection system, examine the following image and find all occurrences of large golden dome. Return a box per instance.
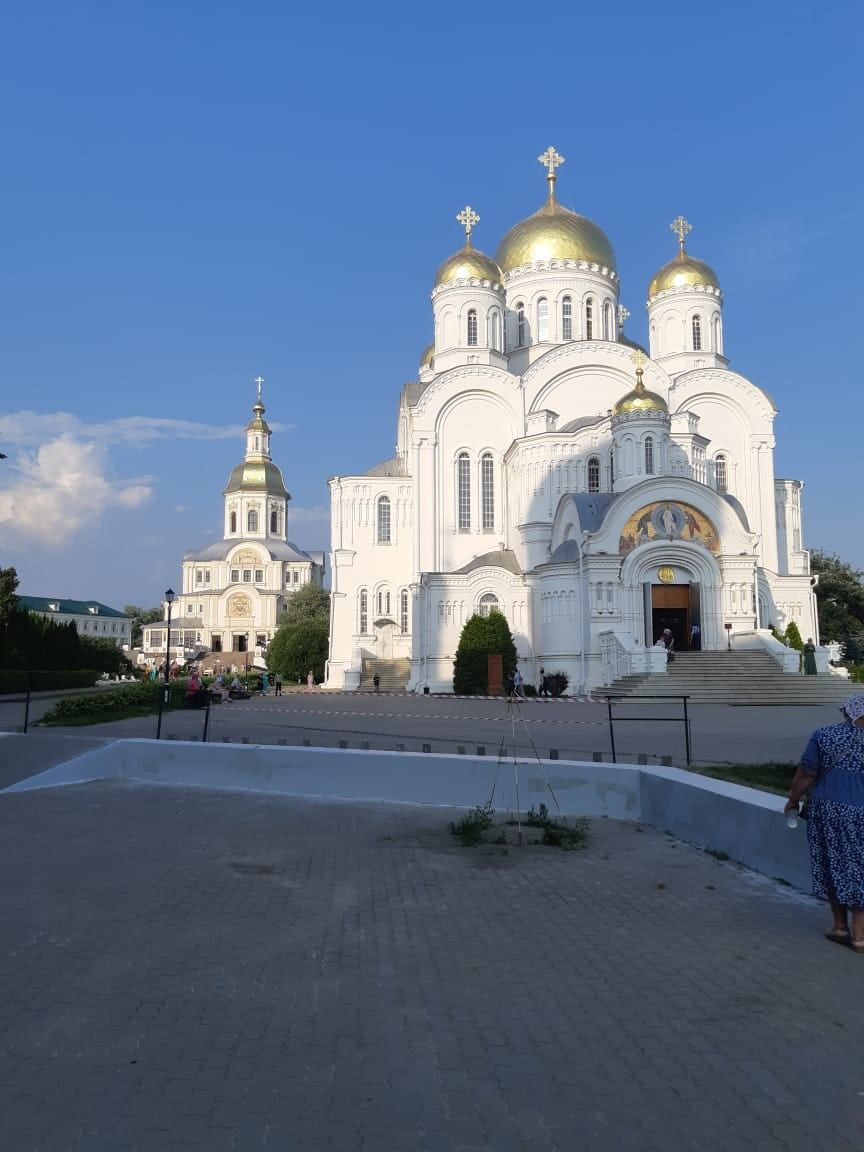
[613,378,668,417]
[434,244,501,289]
[648,217,719,297]
[496,200,616,274]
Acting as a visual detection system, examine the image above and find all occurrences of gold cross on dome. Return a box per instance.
[254,376,264,400]
[456,205,479,245]
[617,305,631,330]
[670,215,692,252]
[631,348,647,379]
[538,146,565,177]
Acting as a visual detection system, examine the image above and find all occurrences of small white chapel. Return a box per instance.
[325,147,819,693]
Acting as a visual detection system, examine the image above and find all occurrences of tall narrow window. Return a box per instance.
[714,315,722,354]
[481,453,494,529]
[490,309,501,351]
[270,508,278,533]
[229,511,237,533]
[467,309,478,346]
[609,449,615,486]
[585,298,594,340]
[537,298,549,342]
[645,436,655,475]
[359,589,368,634]
[516,302,526,347]
[377,590,384,616]
[377,495,391,543]
[400,589,409,634]
[604,301,613,341]
[247,509,258,533]
[561,296,572,340]
[457,452,471,530]
[587,456,600,493]
[692,315,702,351]
[715,454,728,494]
[478,593,499,618]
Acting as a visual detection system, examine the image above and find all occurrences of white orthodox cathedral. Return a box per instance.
[325,147,818,693]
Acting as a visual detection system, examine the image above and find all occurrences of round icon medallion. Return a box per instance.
[658,566,676,584]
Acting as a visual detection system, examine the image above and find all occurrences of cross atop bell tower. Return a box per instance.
[537,145,565,203]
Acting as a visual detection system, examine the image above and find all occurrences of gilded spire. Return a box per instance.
[253,375,265,415]
[631,348,647,388]
[455,205,480,249]
[537,145,565,204]
[670,215,693,253]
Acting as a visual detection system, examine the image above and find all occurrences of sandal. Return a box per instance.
[851,939,864,954]
[825,929,850,945]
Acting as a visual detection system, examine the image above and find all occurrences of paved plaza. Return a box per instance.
[1,775,863,1152]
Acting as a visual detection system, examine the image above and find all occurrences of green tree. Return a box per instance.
[79,635,133,675]
[123,605,163,647]
[811,551,864,664]
[0,566,19,628]
[453,610,517,695]
[267,618,329,682]
[784,620,804,651]
[278,583,330,629]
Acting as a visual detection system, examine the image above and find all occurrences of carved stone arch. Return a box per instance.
[413,364,516,421]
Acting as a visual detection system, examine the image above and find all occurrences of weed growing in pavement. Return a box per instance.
[449,804,495,846]
[507,803,589,850]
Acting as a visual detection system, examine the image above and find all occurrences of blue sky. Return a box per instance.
[0,0,860,607]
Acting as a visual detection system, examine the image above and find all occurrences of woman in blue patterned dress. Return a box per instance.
[785,695,864,950]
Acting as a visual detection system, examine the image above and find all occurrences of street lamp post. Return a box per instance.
[244,632,249,682]
[156,588,176,740]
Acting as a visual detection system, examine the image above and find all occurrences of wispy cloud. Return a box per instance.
[0,411,290,447]
[0,436,152,545]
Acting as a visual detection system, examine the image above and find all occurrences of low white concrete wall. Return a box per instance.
[4,739,811,891]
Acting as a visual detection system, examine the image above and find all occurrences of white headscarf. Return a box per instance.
[843,695,864,722]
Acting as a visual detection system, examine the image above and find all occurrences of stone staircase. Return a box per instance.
[604,650,855,705]
[360,658,411,692]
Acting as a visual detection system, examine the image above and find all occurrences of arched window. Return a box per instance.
[229,511,237,533]
[715,454,728,494]
[467,309,478,346]
[714,315,722,355]
[537,298,549,342]
[585,298,594,340]
[516,302,526,347]
[692,315,702,351]
[609,448,615,487]
[481,452,494,529]
[561,296,573,340]
[359,589,368,634]
[247,509,258,533]
[645,436,655,475]
[478,593,499,618]
[587,456,600,493]
[604,301,613,341]
[490,309,501,351]
[270,508,278,533]
[400,589,409,634]
[457,452,471,530]
[377,495,391,543]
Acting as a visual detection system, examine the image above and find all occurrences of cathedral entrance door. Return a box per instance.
[375,621,395,659]
[651,585,690,653]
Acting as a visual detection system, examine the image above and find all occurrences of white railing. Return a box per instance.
[600,631,667,686]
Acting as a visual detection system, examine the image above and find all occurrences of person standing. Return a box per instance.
[538,667,548,697]
[307,670,316,692]
[274,672,283,696]
[803,638,818,676]
[512,666,524,698]
[784,695,864,951]
[372,672,380,693]
[690,623,701,651]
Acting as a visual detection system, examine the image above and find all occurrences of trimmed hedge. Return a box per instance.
[0,669,102,695]
[40,681,185,725]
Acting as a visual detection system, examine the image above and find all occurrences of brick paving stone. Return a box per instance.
[1,779,864,1152]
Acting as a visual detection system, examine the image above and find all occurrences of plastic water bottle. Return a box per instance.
[786,811,799,829]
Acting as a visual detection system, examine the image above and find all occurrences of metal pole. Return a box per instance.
[156,599,173,741]
[23,678,31,734]
[606,696,617,763]
[683,695,692,766]
[202,690,211,743]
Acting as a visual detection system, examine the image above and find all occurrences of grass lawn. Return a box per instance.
[687,762,796,795]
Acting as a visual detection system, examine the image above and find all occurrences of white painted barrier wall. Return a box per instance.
[4,739,812,891]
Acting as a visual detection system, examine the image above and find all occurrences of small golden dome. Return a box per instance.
[496,200,616,274]
[434,243,501,289]
[648,249,720,297]
[613,378,668,417]
[419,343,434,372]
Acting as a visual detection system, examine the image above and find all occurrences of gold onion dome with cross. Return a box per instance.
[613,351,668,417]
[434,206,502,289]
[495,147,616,274]
[648,216,720,297]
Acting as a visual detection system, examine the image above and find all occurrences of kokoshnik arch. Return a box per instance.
[326,147,817,693]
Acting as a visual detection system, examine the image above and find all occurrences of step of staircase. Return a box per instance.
[360,658,411,691]
[604,651,854,704]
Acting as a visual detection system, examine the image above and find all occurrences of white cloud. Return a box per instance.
[0,436,153,545]
[0,410,290,448]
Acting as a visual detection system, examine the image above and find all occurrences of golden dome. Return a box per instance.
[496,200,616,274]
[224,459,288,496]
[648,249,720,297]
[434,243,501,289]
[613,378,668,417]
[419,343,434,372]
